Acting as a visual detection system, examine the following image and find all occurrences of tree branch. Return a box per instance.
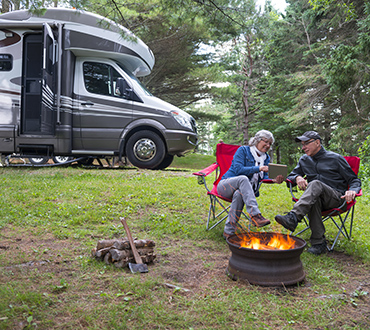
[192,0,247,29]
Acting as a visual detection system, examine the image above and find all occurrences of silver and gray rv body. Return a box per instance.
[0,8,197,169]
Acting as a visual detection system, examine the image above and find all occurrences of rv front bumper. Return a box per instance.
[164,129,198,155]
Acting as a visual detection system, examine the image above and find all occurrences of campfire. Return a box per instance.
[226,232,306,286]
[237,232,296,250]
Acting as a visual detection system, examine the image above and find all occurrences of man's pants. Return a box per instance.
[292,180,344,245]
[217,176,260,235]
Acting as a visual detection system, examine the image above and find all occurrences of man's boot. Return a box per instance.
[275,212,298,232]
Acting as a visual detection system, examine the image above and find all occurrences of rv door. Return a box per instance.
[40,23,56,135]
[21,23,56,135]
[73,59,133,152]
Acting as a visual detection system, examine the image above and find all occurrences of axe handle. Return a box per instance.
[121,218,143,264]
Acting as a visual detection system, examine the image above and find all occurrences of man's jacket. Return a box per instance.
[287,147,361,194]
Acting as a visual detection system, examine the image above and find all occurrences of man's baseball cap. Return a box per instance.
[295,131,322,142]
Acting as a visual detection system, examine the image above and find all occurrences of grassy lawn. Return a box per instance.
[0,155,369,329]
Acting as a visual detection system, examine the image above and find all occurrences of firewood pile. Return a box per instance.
[91,238,156,268]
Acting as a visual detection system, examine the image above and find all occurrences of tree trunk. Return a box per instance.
[241,34,253,145]
[1,0,9,13]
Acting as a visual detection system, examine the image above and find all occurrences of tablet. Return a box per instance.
[268,163,288,179]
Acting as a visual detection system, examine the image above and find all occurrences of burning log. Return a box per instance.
[92,239,156,268]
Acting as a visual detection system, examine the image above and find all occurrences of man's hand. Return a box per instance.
[296,176,308,191]
[341,190,356,203]
[272,175,284,184]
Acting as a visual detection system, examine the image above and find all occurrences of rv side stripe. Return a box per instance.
[0,29,21,47]
[0,89,20,96]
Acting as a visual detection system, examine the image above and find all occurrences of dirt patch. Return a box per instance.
[1,228,370,329]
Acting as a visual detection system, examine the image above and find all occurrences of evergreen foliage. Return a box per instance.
[2,0,369,167]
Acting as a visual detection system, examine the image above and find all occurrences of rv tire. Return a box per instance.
[77,157,94,166]
[154,154,174,170]
[53,156,74,164]
[29,157,49,165]
[126,131,165,169]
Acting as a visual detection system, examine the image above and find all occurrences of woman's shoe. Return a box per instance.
[251,214,271,227]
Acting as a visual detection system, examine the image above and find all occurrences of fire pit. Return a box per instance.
[226,232,306,286]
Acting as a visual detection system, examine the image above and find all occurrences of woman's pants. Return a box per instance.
[217,176,260,235]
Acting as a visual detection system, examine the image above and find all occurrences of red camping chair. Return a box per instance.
[193,143,273,231]
[287,156,362,252]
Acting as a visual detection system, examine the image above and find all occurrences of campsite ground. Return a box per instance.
[0,162,369,329]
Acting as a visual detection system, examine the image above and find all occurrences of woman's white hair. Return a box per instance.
[248,130,275,146]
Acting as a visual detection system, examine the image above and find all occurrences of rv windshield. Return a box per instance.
[118,64,152,97]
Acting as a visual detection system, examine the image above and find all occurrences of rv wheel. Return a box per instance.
[52,156,74,164]
[126,131,165,169]
[77,157,94,166]
[29,157,49,165]
[153,154,174,170]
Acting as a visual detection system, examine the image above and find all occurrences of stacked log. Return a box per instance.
[92,238,156,268]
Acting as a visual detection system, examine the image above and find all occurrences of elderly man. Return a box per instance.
[275,131,361,255]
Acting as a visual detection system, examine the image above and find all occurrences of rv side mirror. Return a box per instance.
[116,77,131,98]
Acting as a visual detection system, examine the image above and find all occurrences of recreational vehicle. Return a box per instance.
[0,8,197,169]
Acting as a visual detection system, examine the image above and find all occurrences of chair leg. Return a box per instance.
[294,216,310,236]
[328,220,345,252]
[290,201,357,252]
[349,205,355,238]
[206,195,230,231]
[205,195,252,232]
[327,210,353,251]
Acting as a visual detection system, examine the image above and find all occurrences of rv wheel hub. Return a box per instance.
[133,138,156,161]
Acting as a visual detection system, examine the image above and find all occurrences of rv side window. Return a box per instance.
[45,36,54,74]
[0,54,12,71]
[83,62,127,98]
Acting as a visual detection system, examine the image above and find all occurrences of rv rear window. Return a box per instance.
[0,54,12,71]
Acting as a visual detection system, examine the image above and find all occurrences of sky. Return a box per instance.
[256,0,288,13]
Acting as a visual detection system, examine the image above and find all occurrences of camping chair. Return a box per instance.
[287,156,363,252]
[193,142,273,231]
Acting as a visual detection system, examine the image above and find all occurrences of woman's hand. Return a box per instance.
[272,175,284,184]
[259,165,269,172]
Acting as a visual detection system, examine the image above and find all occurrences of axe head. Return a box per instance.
[128,262,148,273]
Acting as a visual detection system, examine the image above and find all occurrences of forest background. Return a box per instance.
[1,0,370,177]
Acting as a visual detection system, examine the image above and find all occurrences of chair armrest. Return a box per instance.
[286,179,299,202]
[344,189,363,205]
[193,162,219,187]
[255,179,282,196]
[262,179,275,184]
[286,178,294,185]
[193,163,219,177]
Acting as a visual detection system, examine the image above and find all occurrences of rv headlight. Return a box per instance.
[171,111,192,130]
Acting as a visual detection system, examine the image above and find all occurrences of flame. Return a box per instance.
[239,233,296,250]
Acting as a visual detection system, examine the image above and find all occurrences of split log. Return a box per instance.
[110,248,130,261]
[95,246,114,258]
[92,238,156,268]
[96,239,155,250]
[109,247,155,260]
[104,252,112,265]
[114,259,128,268]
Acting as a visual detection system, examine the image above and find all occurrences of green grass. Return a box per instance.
[171,152,215,170]
[0,155,369,329]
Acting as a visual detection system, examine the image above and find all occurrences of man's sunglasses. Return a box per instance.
[301,139,317,147]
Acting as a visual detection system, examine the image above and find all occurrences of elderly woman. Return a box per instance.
[217,130,283,239]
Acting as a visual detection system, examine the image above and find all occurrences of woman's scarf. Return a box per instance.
[249,145,267,191]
